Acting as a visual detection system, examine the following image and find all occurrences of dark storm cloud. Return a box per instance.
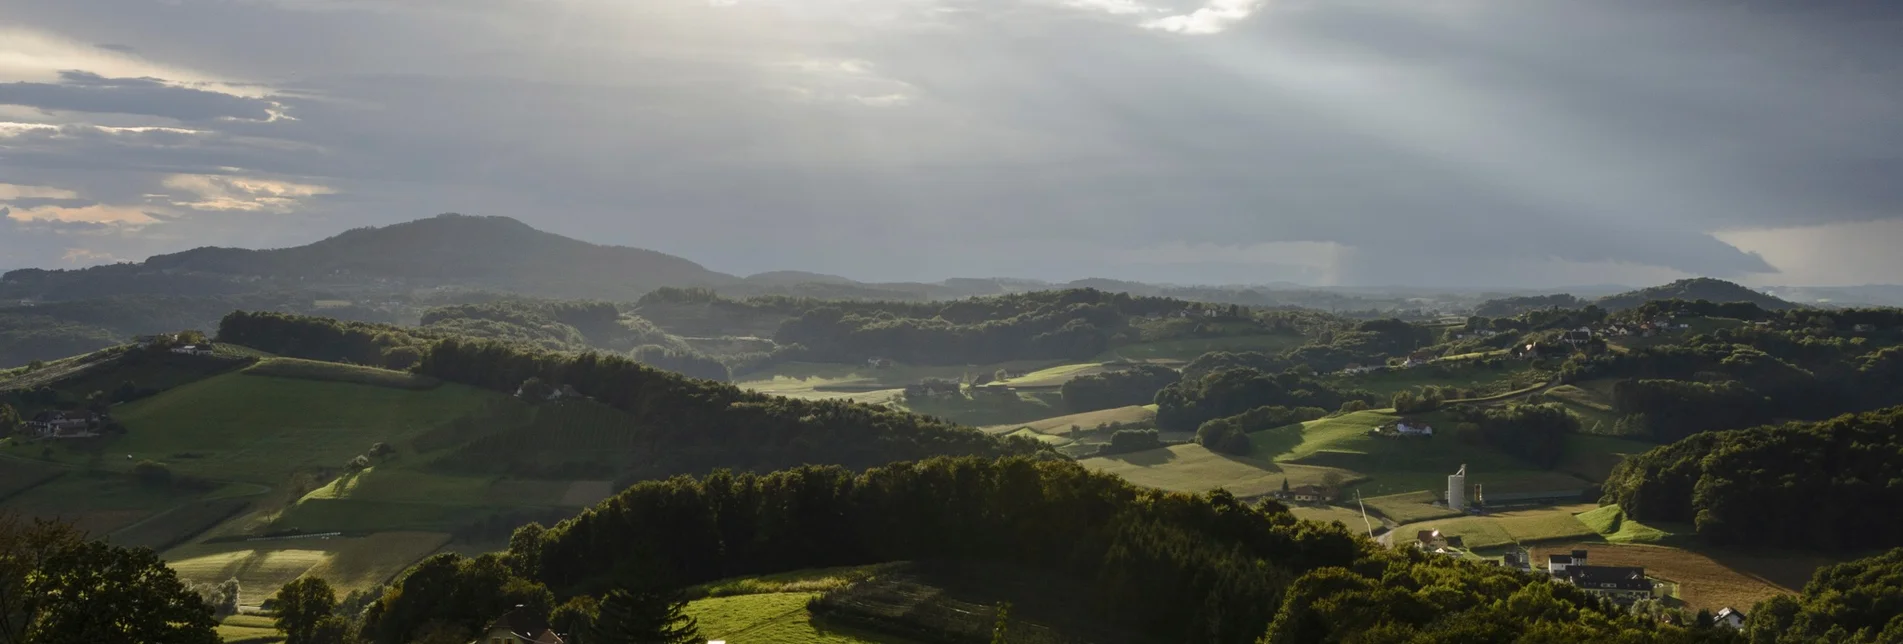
[0,71,277,121]
[2,0,1900,285]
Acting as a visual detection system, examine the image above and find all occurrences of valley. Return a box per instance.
[3,220,1900,643]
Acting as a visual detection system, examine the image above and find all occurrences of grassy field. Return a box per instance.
[166,531,450,606]
[1397,504,1599,549]
[686,592,905,643]
[1081,444,1362,499]
[1290,505,1375,532]
[241,358,440,390]
[105,371,506,482]
[734,360,1058,395]
[1251,410,1597,497]
[1325,362,1538,398]
[0,457,64,501]
[298,467,569,507]
[1362,491,1463,524]
[895,391,1062,428]
[1081,407,1611,505]
[691,564,895,599]
[216,614,282,643]
[991,362,1124,387]
[980,404,1156,435]
[1575,504,1689,544]
[1094,334,1305,362]
[110,495,256,551]
[1525,541,1833,612]
[0,472,204,536]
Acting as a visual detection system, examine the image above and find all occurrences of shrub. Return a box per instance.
[130,460,173,487]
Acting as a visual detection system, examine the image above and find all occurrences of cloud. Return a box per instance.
[1146,0,1263,34]
[0,0,1898,285]
[0,183,78,200]
[159,174,333,213]
[0,71,281,121]
[2,202,156,224]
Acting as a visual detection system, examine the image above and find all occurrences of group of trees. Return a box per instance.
[219,311,437,370]
[1058,365,1179,413]
[1744,548,1903,643]
[1446,403,1580,469]
[629,345,730,382]
[1195,405,1327,456]
[774,301,1122,365]
[415,336,1045,473]
[459,457,1735,643]
[1155,367,1372,432]
[1601,405,1903,550]
[0,515,221,643]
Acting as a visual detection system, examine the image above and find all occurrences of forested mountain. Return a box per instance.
[1594,278,1796,311]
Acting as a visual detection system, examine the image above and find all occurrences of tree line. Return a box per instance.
[321,457,1746,644]
[1155,367,1373,432]
[1600,405,1903,550]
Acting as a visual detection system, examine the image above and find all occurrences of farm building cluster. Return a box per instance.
[18,410,106,439]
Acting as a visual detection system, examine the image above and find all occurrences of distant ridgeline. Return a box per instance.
[216,311,1043,474]
[639,287,1334,366]
[1601,404,1903,551]
[0,293,403,368]
[1474,278,1800,317]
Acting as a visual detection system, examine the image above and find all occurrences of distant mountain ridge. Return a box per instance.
[3,214,739,301]
[1594,278,1797,311]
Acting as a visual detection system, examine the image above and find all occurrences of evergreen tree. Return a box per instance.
[587,589,699,644]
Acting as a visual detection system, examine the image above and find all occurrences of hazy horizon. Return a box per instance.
[4,0,1901,288]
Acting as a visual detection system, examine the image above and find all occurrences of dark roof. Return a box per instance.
[485,607,550,639]
[1571,549,1589,558]
[1548,554,1571,563]
[1568,565,1651,592]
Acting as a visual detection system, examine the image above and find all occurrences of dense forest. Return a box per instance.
[1059,365,1180,413]
[1600,405,1903,550]
[1154,367,1373,432]
[306,457,1744,644]
[217,311,1043,476]
[1744,548,1903,643]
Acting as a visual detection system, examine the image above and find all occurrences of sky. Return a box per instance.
[1,0,1900,288]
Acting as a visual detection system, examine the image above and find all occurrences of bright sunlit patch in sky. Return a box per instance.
[1146,0,1264,34]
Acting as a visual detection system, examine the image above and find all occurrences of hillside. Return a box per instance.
[1594,278,1796,311]
[1,214,737,302]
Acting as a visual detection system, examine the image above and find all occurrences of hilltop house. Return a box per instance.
[24,411,101,439]
[170,344,215,356]
[1562,327,1593,345]
[468,607,563,644]
[1395,421,1434,437]
[1715,607,1746,629]
[1402,351,1435,368]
